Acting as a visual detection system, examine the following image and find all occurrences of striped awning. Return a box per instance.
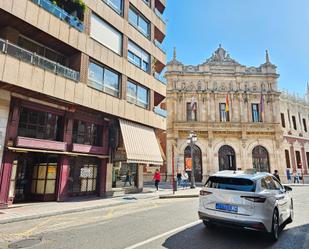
[119,119,163,165]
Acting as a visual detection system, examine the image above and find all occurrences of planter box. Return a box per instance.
[72,143,108,155]
[16,136,67,151]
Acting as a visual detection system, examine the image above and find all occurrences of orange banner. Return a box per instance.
[185,158,192,171]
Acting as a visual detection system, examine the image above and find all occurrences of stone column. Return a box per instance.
[301,147,308,174]
[0,90,10,169]
[137,164,144,190]
[105,163,113,194]
[290,145,297,171]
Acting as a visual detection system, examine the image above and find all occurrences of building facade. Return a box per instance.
[280,90,309,178]
[0,0,166,208]
[165,46,285,182]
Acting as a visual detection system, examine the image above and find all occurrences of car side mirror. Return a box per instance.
[284,185,292,192]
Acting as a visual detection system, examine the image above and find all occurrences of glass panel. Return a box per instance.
[88,62,104,90]
[87,179,94,191]
[93,166,97,178]
[103,68,119,96]
[206,177,255,192]
[105,0,123,14]
[81,179,87,192]
[38,166,47,179]
[137,85,148,108]
[127,81,137,103]
[45,180,56,194]
[32,165,38,178]
[47,165,57,179]
[128,8,138,26]
[138,16,149,36]
[36,180,45,194]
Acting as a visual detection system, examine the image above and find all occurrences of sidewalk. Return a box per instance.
[0,182,199,224]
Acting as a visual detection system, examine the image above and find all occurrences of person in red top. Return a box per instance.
[153,169,161,191]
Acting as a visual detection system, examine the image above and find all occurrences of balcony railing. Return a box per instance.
[154,40,166,53]
[32,0,84,32]
[154,8,165,23]
[153,106,167,118]
[0,38,80,82]
[154,72,166,85]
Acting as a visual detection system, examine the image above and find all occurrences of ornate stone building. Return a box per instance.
[165,45,284,182]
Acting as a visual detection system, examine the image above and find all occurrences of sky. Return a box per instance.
[163,0,309,97]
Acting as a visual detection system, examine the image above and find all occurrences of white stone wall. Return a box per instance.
[0,90,10,170]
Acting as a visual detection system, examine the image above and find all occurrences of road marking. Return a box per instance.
[124,220,201,249]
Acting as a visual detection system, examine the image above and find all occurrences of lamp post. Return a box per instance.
[187,131,197,189]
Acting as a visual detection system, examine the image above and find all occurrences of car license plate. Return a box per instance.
[215,203,238,213]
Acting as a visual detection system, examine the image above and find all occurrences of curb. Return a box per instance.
[0,194,160,225]
[159,194,199,199]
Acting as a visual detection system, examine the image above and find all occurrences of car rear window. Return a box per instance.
[205,176,256,192]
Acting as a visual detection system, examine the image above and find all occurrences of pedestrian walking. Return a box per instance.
[153,169,161,190]
[181,170,189,189]
[286,169,291,183]
[124,170,132,187]
[293,170,300,184]
[273,170,281,182]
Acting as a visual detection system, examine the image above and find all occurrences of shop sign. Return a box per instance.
[80,168,91,178]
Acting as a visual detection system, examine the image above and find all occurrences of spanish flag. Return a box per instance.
[225,94,229,113]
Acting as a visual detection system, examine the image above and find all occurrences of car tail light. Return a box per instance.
[200,190,213,196]
[241,196,266,203]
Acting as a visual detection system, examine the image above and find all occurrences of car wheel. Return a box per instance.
[286,200,294,224]
[270,209,280,241]
[203,220,216,229]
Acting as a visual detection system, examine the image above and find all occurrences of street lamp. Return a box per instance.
[187,131,197,188]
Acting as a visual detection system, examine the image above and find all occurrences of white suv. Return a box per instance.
[198,170,293,241]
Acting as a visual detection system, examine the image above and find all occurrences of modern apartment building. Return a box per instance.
[0,0,166,208]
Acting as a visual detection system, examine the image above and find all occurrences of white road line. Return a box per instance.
[124,220,201,249]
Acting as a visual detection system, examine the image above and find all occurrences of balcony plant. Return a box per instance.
[54,0,86,21]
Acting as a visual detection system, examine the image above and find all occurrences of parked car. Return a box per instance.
[198,170,293,241]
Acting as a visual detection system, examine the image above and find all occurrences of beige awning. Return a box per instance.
[119,119,163,165]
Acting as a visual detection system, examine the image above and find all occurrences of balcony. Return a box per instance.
[154,72,166,85]
[154,8,165,24]
[154,106,167,118]
[154,40,166,53]
[0,38,80,82]
[32,0,84,32]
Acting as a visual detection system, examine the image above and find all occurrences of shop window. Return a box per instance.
[72,120,102,146]
[18,107,63,141]
[281,113,286,128]
[31,155,58,195]
[252,104,260,123]
[68,158,98,194]
[88,61,120,97]
[126,80,149,109]
[285,150,291,168]
[292,116,297,130]
[219,103,229,122]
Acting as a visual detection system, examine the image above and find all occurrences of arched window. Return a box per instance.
[218,145,236,171]
[184,145,203,182]
[252,146,270,172]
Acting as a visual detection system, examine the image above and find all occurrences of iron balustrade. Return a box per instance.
[153,106,167,118]
[0,38,80,82]
[32,0,84,32]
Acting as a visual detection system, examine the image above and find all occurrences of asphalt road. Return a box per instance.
[0,186,308,249]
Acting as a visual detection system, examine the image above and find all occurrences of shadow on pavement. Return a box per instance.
[162,222,309,249]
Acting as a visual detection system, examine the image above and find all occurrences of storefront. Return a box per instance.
[0,98,109,208]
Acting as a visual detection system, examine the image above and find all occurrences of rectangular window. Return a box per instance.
[186,102,197,121]
[303,118,307,132]
[88,61,120,97]
[142,0,151,6]
[90,13,122,55]
[281,113,286,128]
[18,107,62,141]
[285,150,291,168]
[72,120,102,146]
[292,116,297,130]
[103,0,123,14]
[295,151,302,168]
[252,104,260,122]
[126,80,149,109]
[128,6,150,38]
[128,40,150,72]
[219,103,229,122]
